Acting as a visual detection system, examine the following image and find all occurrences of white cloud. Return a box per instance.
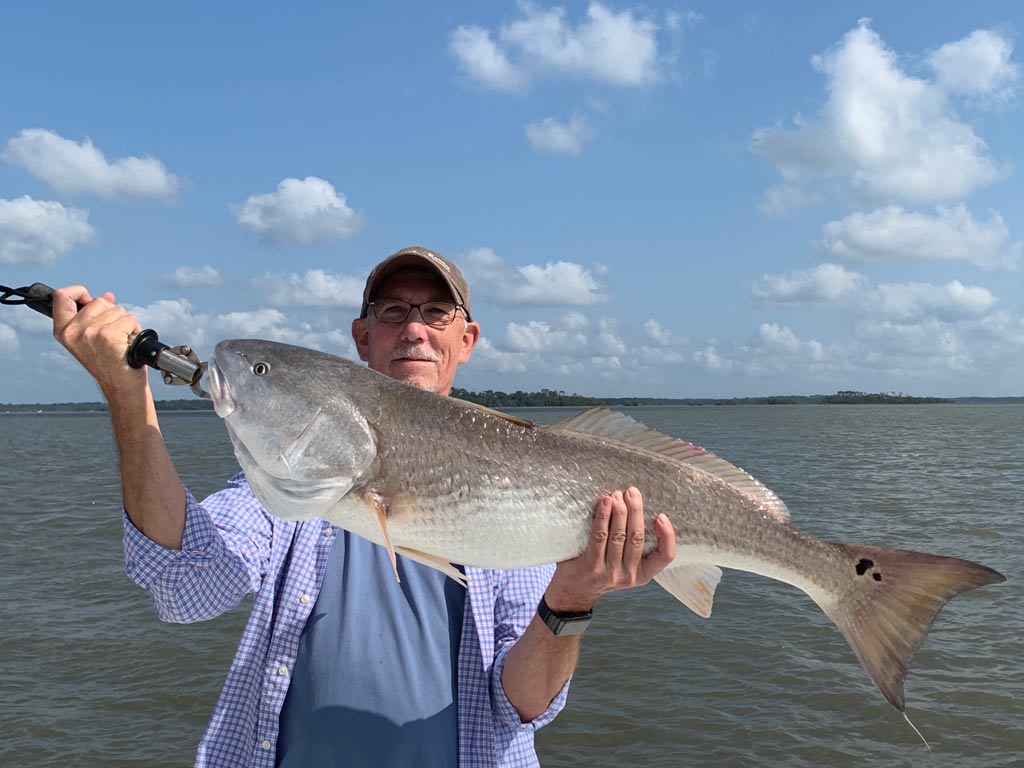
[0,322,19,358]
[694,324,827,377]
[866,280,997,324]
[975,310,1024,347]
[126,298,358,360]
[525,115,591,154]
[754,263,868,304]
[471,336,529,374]
[448,26,526,92]
[461,247,607,306]
[693,344,729,372]
[751,21,1004,205]
[504,318,588,353]
[236,177,362,245]
[665,10,702,32]
[596,317,626,355]
[757,183,822,217]
[636,346,685,365]
[167,265,222,288]
[928,29,1020,103]
[262,269,365,308]
[517,262,606,304]
[450,2,661,90]
[853,319,976,373]
[819,205,1022,270]
[754,264,998,325]
[638,318,686,365]
[471,312,640,379]
[643,319,686,346]
[4,310,52,334]
[562,310,589,332]
[1,129,179,201]
[0,196,94,266]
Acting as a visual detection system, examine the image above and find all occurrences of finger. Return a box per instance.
[604,490,629,569]
[587,495,613,565]
[639,514,677,583]
[621,486,646,575]
[51,286,93,333]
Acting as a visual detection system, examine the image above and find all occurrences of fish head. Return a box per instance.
[208,339,379,520]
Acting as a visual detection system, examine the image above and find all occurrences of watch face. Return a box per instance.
[549,616,591,636]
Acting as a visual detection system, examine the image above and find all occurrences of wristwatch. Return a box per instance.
[537,594,593,636]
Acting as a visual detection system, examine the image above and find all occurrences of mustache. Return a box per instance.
[389,345,440,363]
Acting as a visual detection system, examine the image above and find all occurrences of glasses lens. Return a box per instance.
[420,301,457,327]
[374,300,411,323]
[373,300,458,328]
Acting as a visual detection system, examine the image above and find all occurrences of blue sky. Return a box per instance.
[1,1,1022,403]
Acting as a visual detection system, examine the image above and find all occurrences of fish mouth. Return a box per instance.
[207,361,236,418]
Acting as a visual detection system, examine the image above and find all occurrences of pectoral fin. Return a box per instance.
[365,491,400,584]
[654,562,723,619]
[394,546,469,587]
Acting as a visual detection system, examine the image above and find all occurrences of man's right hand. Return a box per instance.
[51,285,147,399]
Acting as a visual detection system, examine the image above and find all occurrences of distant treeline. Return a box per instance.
[0,399,215,413]
[5,391,1022,413]
[450,388,822,407]
[818,390,952,404]
[450,389,965,407]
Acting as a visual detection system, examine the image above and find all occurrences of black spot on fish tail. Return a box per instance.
[856,558,874,575]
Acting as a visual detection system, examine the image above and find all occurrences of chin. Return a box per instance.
[393,371,439,393]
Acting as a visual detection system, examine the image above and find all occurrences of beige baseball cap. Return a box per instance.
[360,246,472,321]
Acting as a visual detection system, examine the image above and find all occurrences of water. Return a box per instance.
[1,405,1020,767]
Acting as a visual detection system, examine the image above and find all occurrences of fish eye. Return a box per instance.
[252,361,271,376]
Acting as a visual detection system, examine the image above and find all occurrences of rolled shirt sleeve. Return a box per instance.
[122,472,274,623]
[489,564,569,732]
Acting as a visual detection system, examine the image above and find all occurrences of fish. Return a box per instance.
[207,338,1005,711]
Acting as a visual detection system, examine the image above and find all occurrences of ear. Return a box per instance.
[352,318,371,362]
[457,321,480,365]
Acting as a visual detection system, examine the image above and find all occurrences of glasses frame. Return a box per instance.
[368,299,464,330]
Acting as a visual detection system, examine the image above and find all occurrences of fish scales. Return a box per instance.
[371,381,819,586]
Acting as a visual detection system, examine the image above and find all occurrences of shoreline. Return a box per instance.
[3,397,1023,414]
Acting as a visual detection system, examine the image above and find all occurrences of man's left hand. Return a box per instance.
[543,487,676,613]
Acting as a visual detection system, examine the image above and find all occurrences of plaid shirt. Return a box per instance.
[123,472,567,768]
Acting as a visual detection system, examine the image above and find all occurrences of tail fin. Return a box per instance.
[816,544,1004,710]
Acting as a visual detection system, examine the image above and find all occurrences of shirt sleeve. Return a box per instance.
[488,564,570,732]
[122,471,275,624]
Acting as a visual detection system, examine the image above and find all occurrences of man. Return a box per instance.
[52,246,676,767]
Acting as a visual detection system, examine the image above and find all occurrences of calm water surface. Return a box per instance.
[0,405,1020,767]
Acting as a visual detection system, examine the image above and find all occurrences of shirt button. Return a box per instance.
[299,594,311,604]
[260,739,272,750]
[322,526,334,537]
[278,664,289,676]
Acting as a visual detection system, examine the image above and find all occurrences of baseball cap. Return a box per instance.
[360,246,472,321]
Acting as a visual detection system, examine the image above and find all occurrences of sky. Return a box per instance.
[1,1,1022,403]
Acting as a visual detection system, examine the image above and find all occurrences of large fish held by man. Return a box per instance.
[207,338,1005,711]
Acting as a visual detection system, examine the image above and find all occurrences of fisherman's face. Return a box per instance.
[352,268,479,396]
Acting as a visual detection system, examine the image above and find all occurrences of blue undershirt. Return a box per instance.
[276,531,465,768]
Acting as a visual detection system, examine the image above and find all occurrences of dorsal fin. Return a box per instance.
[451,397,538,429]
[546,407,790,523]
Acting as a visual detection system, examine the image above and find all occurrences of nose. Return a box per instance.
[399,306,430,340]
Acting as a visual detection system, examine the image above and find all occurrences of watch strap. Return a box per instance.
[537,594,593,636]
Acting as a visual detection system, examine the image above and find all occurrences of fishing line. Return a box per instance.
[902,710,933,759]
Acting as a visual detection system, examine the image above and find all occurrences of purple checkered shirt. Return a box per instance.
[123,472,568,767]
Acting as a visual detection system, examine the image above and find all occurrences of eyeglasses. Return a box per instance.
[368,299,463,329]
